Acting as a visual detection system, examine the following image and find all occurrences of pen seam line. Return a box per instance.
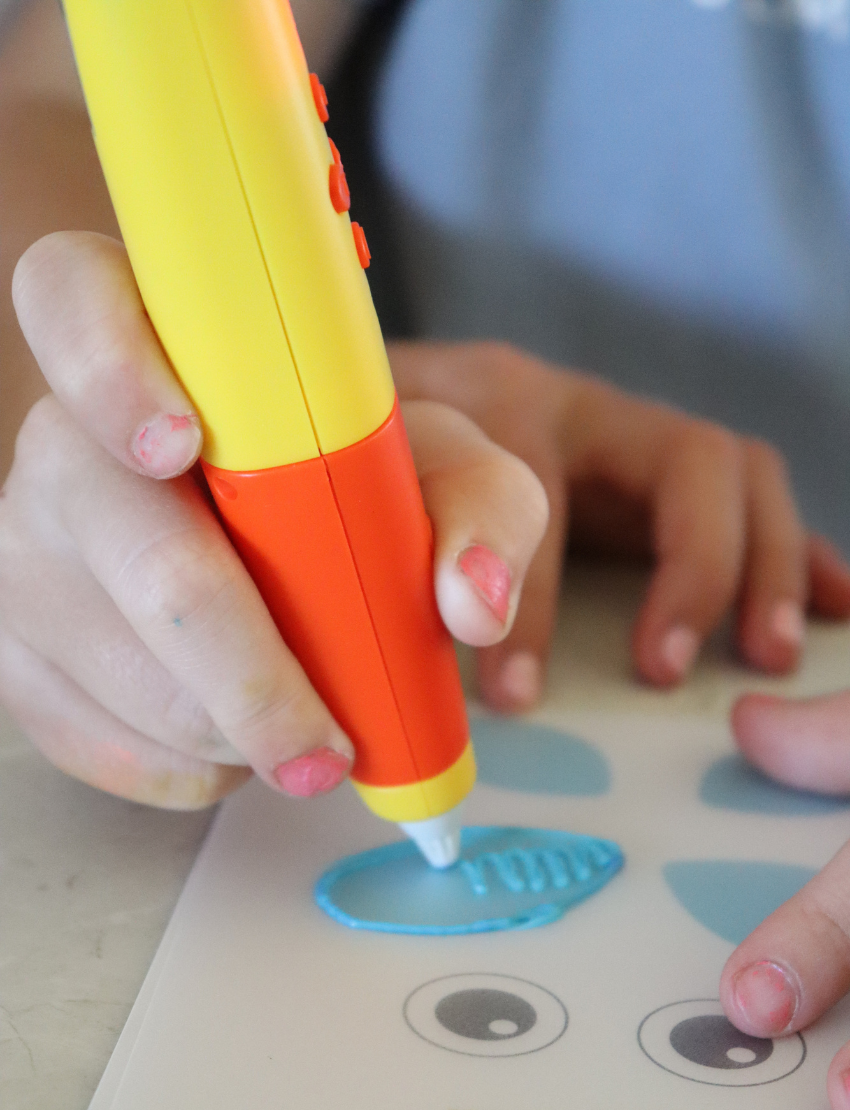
[182,0,322,454]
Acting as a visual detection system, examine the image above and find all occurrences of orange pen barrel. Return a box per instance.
[204,400,475,823]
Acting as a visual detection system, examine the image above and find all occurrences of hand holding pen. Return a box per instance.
[4,230,546,812]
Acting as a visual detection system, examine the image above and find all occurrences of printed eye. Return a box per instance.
[638,1000,806,1086]
[403,973,568,1057]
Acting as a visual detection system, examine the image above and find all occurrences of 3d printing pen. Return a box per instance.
[63,0,475,867]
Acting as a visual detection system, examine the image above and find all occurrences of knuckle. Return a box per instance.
[470,339,519,366]
[129,757,251,810]
[62,309,142,409]
[468,340,551,393]
[237,671,306,732]
[11,233,65,314]
[169,766,252,809]
[159,683,225,755]
[156,764,251,809]
[224,677,322,761]
[9,397,100,507]
[800,896,850,975]
[14,232,109,341]
[229,678,292,735]
[502,453,551,539]
[0,633,26,708]
[746,437,790,484]
[687,419,744,471]
[17,232,144,402]
[123,526,236,636]
[478,339,560,391]
[671,538,738,598]
[13,396,68,469]
[2,397,79,524]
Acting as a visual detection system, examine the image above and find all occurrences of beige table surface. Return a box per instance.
[3,561,850,1110]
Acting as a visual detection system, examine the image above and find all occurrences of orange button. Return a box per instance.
[328,140,351,213]
[351,222,371,268]
[309,73,329,122]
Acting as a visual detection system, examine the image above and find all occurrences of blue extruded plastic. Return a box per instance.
[315,826,624,935]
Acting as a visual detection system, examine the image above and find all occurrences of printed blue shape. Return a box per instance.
[700,754,850,816]
[315,826,624,935]
[470,717,610,795]
[664,861,816,945]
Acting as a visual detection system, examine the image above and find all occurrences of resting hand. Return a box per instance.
[391,339,850,1106]
[389,340,850,711]
[0,232,546,808]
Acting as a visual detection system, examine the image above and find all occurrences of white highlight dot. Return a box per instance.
[489,1020,519,1037]
[727,1047,758,1064]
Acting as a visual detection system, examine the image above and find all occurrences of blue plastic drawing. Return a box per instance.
[315,826,624,935]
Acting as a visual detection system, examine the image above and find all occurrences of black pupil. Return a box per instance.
[670,1015,774,1069]
[434,989,537,1040]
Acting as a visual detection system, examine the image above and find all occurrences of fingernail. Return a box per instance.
[458,544,511,625]
[732,961,799,1036]
[274,746,351,798]
[132,413,202,478]
[498,651,542,708]
[660,625,699,679]
[770,600,805,648]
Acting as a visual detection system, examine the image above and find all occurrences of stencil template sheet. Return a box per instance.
[90,711,850,1109]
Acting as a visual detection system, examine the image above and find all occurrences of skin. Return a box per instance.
[4,231,550,807]
[389,341,850,705]
[5,3,850,1103]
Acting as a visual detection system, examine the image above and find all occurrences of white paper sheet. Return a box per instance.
[89,710,850,1108]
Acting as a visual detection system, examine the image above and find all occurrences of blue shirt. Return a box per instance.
[372,0,850,546]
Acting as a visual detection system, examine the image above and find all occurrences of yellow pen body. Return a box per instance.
[63,0,474,861]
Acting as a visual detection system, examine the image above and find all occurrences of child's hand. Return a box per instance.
[389,341,850,711]
[393,340,850,1106]
[0,232,546,808]
[717,691,850,1108]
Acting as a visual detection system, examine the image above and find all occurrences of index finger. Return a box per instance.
[720,837,850,1038]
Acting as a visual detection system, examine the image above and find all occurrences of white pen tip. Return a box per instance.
[399,804,464,869]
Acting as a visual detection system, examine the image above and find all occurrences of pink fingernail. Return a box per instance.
[132,412,202,478]
[274,746,351,798]
[498,651,542,708]
[770,600,805,648]
[660,625,699,679]
[732,961,798,1036]
[458,544,511,625]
